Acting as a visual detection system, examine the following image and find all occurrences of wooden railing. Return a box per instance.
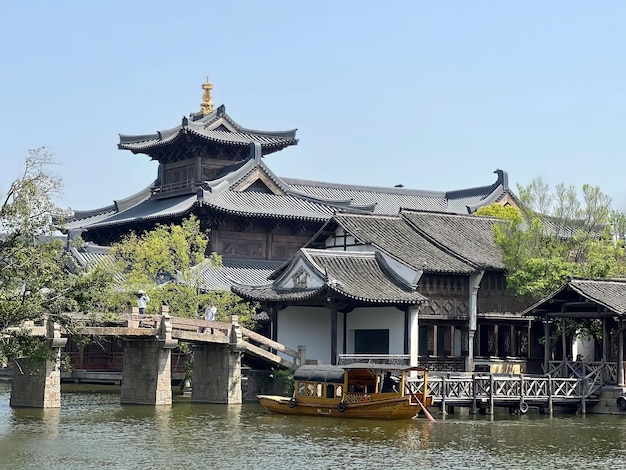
[548,360,617,385]
[410,372,595,413]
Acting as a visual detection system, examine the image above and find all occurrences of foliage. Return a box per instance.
[476,180,626,301]
[105,216,260,329]
[110,215,210,289]
[0,150,72,363]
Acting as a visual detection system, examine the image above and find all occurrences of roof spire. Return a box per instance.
[200,76,214,115]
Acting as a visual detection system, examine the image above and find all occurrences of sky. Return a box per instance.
[1,1,625,213]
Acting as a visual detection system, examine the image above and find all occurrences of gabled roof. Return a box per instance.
[232,248,427,305]
[401,210,505,270]
[313,213,478,274]
[523,277,626,317]
[118,105,298,157]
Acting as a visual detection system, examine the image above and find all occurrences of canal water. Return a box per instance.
[1,382,625,469]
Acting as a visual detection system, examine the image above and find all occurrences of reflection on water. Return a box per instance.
[0,381,625,469]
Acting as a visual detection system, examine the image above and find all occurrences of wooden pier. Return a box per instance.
[410,362,615,415]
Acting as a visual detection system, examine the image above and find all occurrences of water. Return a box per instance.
[1,382,626,469]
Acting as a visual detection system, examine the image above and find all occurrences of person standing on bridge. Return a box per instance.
[202,301,217,334]
[137,290,150,315]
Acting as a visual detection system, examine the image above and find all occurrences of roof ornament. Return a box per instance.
[200,76,215,115]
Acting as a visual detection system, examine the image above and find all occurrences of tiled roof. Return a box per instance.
[401,210,505,270]
[118,106,297,155]
[65,194,198,230]
[307,250,427,303]
[194,258,284,291]
[284,179,448,214]
[328,214,477,274]
[202,190,337,222]
[232,249,427,305]
[284,169,509,216]
[70,244,112,269]
[525,277,626,316]
[567,278,626,313]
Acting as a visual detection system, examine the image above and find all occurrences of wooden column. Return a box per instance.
[343,310,347,355]
[561,318,567,362]
[330,302,338,365]
[602,317,609,363]
[404,307,410,355]
[618,318,625,387]
[543,317,551,373]
[270,306,278,343]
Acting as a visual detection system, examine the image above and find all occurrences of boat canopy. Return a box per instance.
[293,365,346,383]
[293,363,417,384]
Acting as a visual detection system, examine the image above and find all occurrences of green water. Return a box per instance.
[0,382,625,469]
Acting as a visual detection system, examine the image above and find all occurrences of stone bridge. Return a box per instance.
[6,306,306,409]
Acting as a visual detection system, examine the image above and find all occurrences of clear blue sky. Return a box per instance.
[2,1,625,212]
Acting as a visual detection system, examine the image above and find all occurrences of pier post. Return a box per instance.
[441,374,447,415]
[470,373,477,414]
[547,376,553,416]
[488,374,494,415]
[10,318,67,408]
[120,310,178,405]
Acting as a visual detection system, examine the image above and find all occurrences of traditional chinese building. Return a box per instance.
[233,210,532,370]
[62,78,528,370]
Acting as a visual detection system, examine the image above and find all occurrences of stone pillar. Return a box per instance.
[10,318,67,408]
[120,313,178,405]
[191,314,243,404]
[467,270,485,372]
[192,344,242,404]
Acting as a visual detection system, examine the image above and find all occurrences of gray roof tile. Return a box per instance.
[328,213,477,274]
[233,249,427,305]
[401,210,505,270]
[525,277,626,316]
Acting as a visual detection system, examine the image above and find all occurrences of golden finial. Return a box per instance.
[200,76,214,115]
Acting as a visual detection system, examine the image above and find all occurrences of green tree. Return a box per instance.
[107,216,259,328]
[0,149,83,363]
[475,180,626,300]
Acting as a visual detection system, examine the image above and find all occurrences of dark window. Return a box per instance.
[419,326,429,355]
[354,329,389,354]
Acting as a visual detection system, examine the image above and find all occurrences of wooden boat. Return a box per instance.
[257,363,433,420]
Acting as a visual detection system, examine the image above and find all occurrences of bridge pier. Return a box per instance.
[120,311,178,405]
[191,315,244,404]
[10,319,67,408]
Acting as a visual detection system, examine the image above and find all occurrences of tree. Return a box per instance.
[475,180,626,300]
[106,216,259,328]
[0,149,85,364]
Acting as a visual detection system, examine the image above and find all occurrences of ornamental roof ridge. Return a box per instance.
[281,176,446,197]
[303,247,376,259]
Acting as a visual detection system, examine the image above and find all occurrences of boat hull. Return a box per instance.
[258,395,432,420]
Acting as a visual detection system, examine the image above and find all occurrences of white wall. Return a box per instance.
[277,306,334,365]
[346,307,405,355]
[277,305,405,364]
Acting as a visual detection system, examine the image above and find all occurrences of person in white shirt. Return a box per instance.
[203,301,217,333]
[137,290,150,314]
